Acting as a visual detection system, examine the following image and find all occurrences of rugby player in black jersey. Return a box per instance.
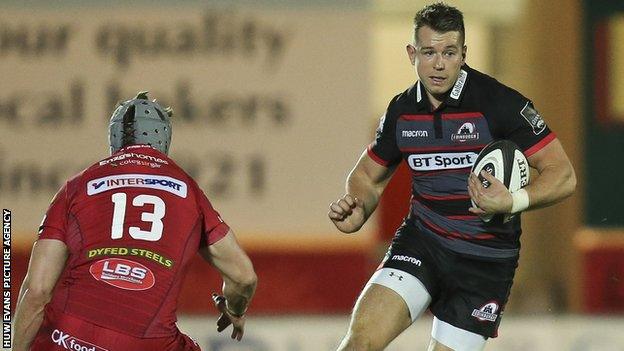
[328,3,576,351]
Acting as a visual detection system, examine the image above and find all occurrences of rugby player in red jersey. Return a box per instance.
[13,92,257,351]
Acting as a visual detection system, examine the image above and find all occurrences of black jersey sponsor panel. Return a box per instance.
[403,212,520,259]
[417,172,472,196]
[412,194,472,217]
[405,152,478,173]
[442,113,492,145]
[434,172,472,195]
[396,115,435,140]
[396,113,492,150]
[408,198,519,246]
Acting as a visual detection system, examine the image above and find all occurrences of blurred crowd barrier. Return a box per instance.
[178,315,624,351]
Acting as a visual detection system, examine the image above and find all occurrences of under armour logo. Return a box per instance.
[389,272,404,281]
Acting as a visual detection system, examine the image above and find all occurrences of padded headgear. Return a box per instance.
[108,91,172,155]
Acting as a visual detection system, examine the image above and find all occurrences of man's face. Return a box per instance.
[407,25,466,100]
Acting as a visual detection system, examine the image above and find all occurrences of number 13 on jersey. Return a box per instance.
[111,192,166,241]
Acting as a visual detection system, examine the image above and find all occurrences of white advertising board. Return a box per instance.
[0,4,372,241]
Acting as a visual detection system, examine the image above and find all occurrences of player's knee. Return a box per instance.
[338,328,386,351]
[338,335,371,351]
[427,339,455,351]
[338,336,376,351]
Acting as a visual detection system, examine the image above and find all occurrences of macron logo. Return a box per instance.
[402,130,429,138]
[391,255,422,266]
[87,174,187,198]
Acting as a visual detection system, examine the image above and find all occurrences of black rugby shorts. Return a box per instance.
[380,223,518,338]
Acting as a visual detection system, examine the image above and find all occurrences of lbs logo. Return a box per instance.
[89,258,155,291]
[51,329,108,351]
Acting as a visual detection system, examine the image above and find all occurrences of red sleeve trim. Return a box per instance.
[366,144,390,166]
[207,222,230,245]
[525,132,556,157]
[38,227,66,242]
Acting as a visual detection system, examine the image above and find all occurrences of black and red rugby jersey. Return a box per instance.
[368,65,555,258]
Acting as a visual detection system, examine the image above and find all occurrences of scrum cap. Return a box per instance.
[108,91,173,155]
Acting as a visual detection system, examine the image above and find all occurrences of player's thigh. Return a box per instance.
[344,282,411,345]
[343,269,432,345]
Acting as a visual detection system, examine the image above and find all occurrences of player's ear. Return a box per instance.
[462,45,467,62]
[406,44,417,66]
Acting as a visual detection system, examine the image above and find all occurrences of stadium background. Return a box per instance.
[1,0,623,349]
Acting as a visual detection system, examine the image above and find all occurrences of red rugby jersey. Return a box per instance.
[38,145,229,337]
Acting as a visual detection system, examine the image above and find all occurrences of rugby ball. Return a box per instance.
[471,140,530,222]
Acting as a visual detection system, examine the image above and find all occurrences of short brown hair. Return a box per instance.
[413,2,465,45]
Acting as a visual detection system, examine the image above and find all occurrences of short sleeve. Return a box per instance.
[494,91,555,157]
[197,191,230,246]
[38,183,69,242]
[368,100,402,166]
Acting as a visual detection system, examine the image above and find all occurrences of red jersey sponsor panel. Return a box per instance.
[38,145,229,338]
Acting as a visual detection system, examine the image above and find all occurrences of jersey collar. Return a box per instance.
[414,81,429,111]
[116,144,162,155]
[414,64,470,111]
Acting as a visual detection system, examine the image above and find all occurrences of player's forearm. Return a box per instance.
[12,288,50,350]
[346,168,384,220]
[524,162,576,211]
[222,272,257,316]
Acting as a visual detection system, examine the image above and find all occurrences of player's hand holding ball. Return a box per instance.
[468,140,530,222]
[468,171,513,216]
[328,194,366,233]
